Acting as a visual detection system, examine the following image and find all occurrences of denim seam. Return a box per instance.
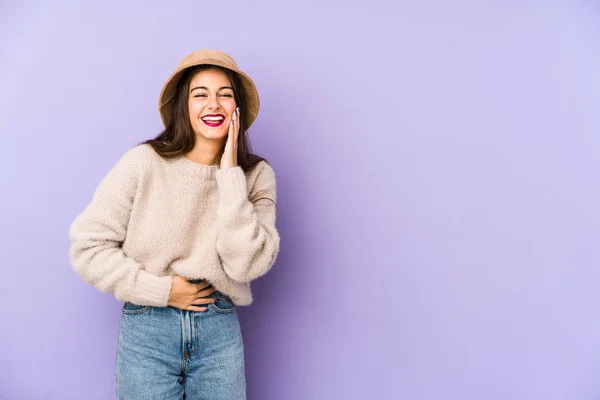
[188,316,199,358]
[208,303,236,314]
[180,310,189,361]
[122,306,152,315]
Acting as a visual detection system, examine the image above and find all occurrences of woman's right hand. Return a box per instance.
[167,276,217,311]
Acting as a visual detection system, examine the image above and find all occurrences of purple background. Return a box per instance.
[1,1,600,399]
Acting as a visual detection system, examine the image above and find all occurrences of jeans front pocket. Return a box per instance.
[208,293,236,314]
[122,302,152,315]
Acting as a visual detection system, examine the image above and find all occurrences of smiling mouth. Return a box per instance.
[201,115,225,127]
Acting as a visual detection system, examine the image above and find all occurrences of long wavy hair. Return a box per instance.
[141,65,266,172]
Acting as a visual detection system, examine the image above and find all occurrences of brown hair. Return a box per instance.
[141,65,266,172]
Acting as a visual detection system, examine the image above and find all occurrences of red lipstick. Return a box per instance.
[201,114,225,127]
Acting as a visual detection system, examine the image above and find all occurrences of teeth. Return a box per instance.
[202,116,223,121]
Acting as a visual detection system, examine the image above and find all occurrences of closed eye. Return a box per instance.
[193,94,233,98]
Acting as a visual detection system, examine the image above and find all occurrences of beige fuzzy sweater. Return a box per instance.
[68,144,280,307]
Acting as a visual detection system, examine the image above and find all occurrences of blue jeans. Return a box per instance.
[115,291,246,399]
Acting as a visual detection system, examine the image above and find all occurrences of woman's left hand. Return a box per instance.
[220,107,240,169]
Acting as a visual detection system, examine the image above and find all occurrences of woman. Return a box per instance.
[68,49,280,399]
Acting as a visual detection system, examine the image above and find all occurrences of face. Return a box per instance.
[187,68,237,141]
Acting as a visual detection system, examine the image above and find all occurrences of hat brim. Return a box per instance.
[158,58,260,130]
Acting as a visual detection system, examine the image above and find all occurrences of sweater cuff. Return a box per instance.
[215,167,248,204]
[132,271,173,307]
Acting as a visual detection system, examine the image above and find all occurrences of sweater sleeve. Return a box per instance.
[214,162,281,283]
[68,146,173,306]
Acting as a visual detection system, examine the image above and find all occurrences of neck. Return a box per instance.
[185,136,226,165]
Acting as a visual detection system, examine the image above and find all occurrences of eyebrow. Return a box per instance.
[190,86,233,93]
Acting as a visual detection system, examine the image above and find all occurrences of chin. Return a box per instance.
[197,129,227,140]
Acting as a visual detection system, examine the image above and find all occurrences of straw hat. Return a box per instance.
[158,49,260,129]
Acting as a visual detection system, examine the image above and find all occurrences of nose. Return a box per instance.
[207,94,220,110]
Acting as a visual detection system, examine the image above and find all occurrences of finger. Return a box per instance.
[194,280,213,291]
[228,111,235,145]
[221,119,232,160]
[187,305,208,312]
[196,286,217,297]
[234,107,240,147]
[192,297,218,305]
[223,129,231,155]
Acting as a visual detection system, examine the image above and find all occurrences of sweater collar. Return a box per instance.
[170,154,220,178]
